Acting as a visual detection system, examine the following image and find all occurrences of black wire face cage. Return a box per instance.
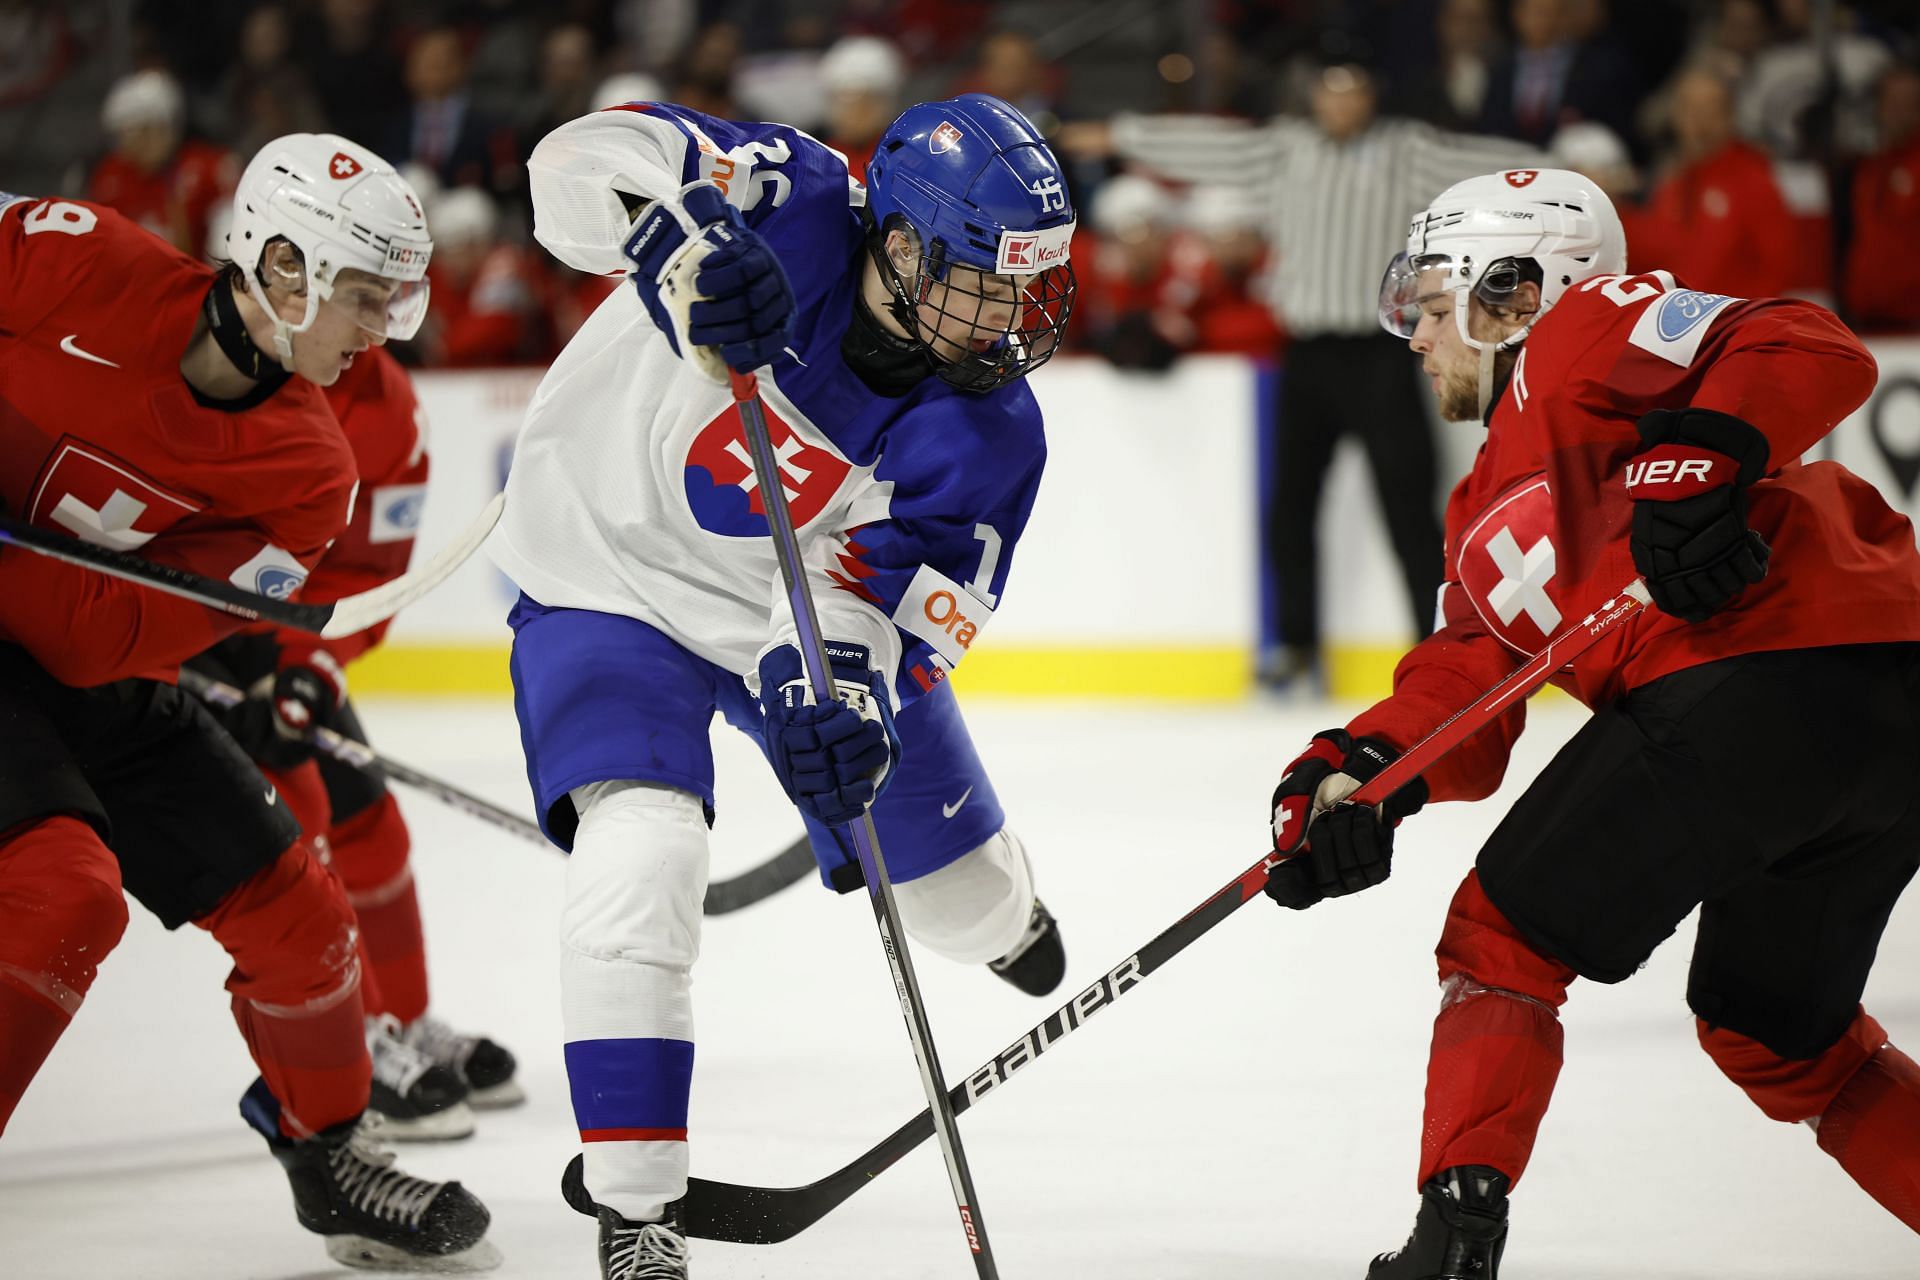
[873,218,1076,393]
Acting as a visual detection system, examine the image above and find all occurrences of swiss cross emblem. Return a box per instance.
[329,151,363,179]
[1456,478,1562,651]
[682,401,851,538]
[930,122,963,154]
[1503,169,1539,188]
[29,440,203,551]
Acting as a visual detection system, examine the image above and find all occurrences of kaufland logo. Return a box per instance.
[330,152,363,179]
[930,122,963,153]
[995,221,1073,274]
[1504,169,1538,187]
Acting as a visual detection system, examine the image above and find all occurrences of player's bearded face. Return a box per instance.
[1407,273,1520,422]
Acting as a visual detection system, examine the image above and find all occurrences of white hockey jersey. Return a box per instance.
[487,103,1050,708]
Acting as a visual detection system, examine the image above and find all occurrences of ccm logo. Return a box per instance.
[924,589,980,649]
[1624,457,1715,488]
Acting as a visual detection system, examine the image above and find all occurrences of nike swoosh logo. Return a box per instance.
[941,787,973,819]
[60,335,120,368]
[262,786,278,806]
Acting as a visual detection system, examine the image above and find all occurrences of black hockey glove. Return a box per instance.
[1627,407,1771,624]
[225,650,347,771]
[1265,730,1428,911]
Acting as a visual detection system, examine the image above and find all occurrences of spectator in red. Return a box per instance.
[1178,185,1288,359]
[1845,63,1920,332]
[86,69,235,259]
[417,188,549,367]
[1624,64,1805,298]
[1076,174,1190,370]
[819,35,905,181]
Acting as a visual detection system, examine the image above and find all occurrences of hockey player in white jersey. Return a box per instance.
[488,93,1078,1275]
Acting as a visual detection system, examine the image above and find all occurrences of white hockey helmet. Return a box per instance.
[227,133,433,365]
[1378,167,1626,353]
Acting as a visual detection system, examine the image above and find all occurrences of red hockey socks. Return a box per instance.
[1418,870,1578,1189]
[329,793,428,1024]
[194,840,368,1138]
[0,816,128,1136]
[1701,1007,1920,1231]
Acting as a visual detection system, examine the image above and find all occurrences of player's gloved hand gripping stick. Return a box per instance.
[725,365,1001,1278]
[675,578,1655,1245]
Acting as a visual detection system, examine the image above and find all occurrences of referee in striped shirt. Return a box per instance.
[1075,61,1540,690]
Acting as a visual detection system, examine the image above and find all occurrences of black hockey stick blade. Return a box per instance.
[0,492,503,639]
[680,577,1653,1244]
[177,667,813,916]
[704,838,815,914]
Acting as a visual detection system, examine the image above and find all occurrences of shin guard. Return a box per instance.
[1701,1007,1920,1231]
[0,817,128,1136]
[195,840,368,1138]
[1419,870,1578,1189]
[330,793,427,1023]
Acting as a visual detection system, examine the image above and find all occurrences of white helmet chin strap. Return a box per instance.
[244,254,320,372]
[1455,288,1536,420]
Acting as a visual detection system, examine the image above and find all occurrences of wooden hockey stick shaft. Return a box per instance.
[0,492,504,638]
[176,667,813,916]
[730,369,999,1275]
[678,577,1653,1244]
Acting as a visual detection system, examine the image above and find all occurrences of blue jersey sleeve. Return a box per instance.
[822,388,1046,703]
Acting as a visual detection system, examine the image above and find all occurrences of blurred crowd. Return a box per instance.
[5,0,1917,372]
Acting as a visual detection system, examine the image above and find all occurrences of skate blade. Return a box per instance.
[325,1234,503,1273]
[467,1080,526,1110]
[372,1100,477,1142]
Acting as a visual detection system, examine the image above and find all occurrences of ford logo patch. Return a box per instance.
[1655,290,1732,342]
[255,566,307,600]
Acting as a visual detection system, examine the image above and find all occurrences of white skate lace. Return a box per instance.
[606,1221,690,1279]
[401,1013,477,1074]
[367,1014,434,1096]
[331,1113,443,1228]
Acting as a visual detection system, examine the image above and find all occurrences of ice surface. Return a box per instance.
[3,696,1915,1278]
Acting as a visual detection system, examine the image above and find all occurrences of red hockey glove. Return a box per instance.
[1627,407,1771,624]
[1266,730,1428,911]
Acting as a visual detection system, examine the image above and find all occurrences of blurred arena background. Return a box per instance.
[5,0,1919,702]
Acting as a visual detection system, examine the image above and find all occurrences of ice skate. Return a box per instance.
[368,1013,476,1140]
[597,1204,691,1279]
[1368,1165,1509,1280]
[988,898,1066,996]
[241,1078,501,1272]
[402,1012,526,1108]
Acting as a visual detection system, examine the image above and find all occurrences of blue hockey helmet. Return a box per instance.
[863,93,1077,391]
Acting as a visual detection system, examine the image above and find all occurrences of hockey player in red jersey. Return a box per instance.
[1264,167,1920,1276]
[191,342,524,1140]
[0,134,499,1269]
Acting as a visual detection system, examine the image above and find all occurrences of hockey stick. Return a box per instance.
[0,492,504,639]
[175,667,815,916]
[679,578,1655,1244]
[729,369,999,1275]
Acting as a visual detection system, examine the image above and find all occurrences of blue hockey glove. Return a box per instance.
[1265,729,1428,911]
[622,180,796,378]
[757,641,900,827]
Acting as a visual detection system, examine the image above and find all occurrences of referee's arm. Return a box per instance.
[1106,112,1306,187]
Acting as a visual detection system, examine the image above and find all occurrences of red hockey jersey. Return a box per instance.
[0,196,355,686]
[266,345,429,667]
[1348,271,1920,803]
